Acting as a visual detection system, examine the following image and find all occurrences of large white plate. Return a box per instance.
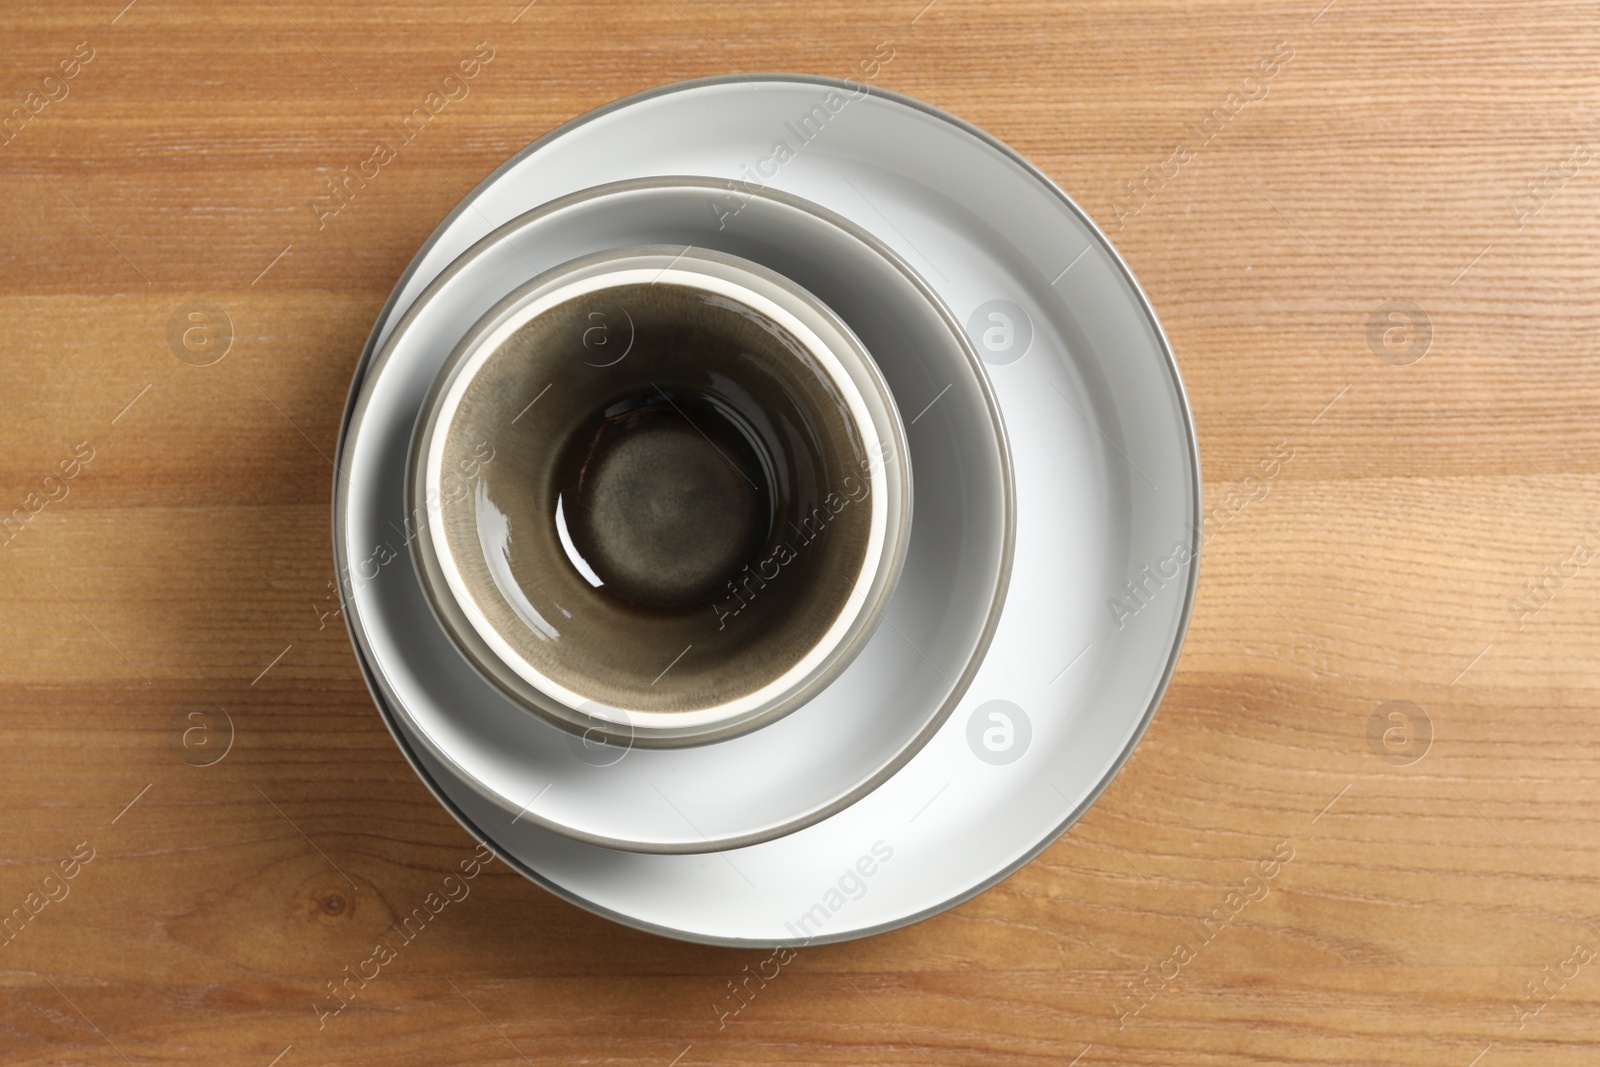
[335,75,1200,944]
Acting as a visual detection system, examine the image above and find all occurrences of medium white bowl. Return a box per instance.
[337,176,1013,853]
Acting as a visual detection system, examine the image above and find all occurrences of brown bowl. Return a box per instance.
[409,245,911,746]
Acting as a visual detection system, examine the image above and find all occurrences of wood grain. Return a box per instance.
[4,0,1599,1063]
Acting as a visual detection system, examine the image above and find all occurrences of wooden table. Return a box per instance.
[5,1,1597,1063]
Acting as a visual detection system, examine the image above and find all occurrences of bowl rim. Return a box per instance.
[336,170,1017,853]
[406,244,914,743]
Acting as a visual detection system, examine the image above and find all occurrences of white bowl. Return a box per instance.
[337,176,1013,853]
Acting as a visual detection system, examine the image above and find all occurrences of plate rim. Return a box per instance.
[331,71,1202,946]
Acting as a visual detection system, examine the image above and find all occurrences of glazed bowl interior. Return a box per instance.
[411,246,911,745]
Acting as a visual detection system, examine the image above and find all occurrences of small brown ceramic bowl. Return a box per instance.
[408,246,910,746]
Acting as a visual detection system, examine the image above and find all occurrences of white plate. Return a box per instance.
[340,179,1013,851]
[336,75,1200,944]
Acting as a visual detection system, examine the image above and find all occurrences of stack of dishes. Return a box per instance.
[334,75,1199,945]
